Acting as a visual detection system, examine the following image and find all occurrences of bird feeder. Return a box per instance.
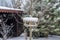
[23,17,38,40]
[23,17,38,27]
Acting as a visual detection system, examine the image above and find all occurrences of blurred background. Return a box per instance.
[0,0,60,40]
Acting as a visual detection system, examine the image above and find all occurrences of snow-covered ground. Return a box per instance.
[0,33,60,40]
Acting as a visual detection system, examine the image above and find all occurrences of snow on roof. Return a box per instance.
[23,17,38,22]
[0,6,24,11]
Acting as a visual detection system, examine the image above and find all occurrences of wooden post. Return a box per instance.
[29,22,32,40]
[29,0,32,39]
[29,0,33,39]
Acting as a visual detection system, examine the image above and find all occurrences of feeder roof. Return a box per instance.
[23,17,38,22]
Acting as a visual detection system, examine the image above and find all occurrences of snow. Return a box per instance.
[53,3,59,8]
[23,17,38,22]
[56,7,60,11]
[47,3,51,5]
[58,7,60,10]
[56,17,60,20]
[0,6,24,11]
[0,33,60,40]
[54,3,59,7]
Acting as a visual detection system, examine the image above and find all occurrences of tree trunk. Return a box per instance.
[3,35,7,40]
